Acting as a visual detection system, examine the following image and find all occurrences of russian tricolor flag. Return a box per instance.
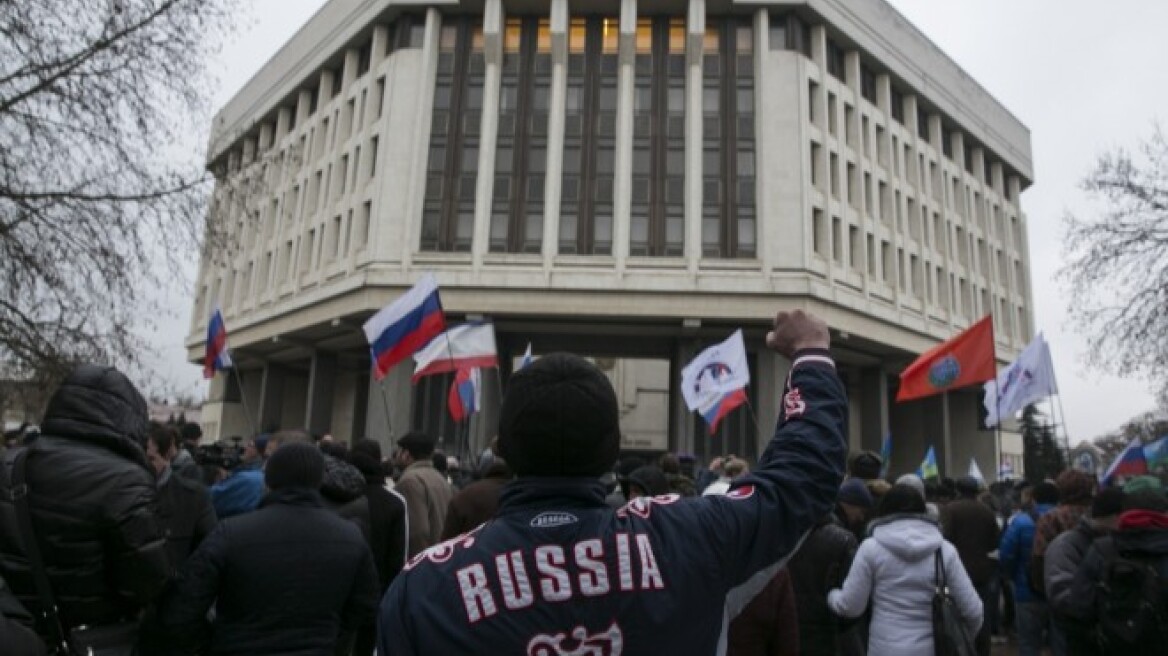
[1100,439,1148,485]
[363,274,446,381]
[203,308,233,379]
[448,367,481,422]
[699,388,748,435]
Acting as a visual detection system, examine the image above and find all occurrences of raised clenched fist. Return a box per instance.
[765,309,830,358]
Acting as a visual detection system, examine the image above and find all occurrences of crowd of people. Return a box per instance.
[1,309,1166,655]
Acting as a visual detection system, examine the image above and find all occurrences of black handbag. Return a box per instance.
[6,449,139,656]
[932,548,977,656]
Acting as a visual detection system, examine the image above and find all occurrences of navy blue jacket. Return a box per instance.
[377,350,847,655]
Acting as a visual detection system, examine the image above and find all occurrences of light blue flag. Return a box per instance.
[879,433,892,479]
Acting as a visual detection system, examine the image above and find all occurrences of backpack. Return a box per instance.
[1094,540,1168,651]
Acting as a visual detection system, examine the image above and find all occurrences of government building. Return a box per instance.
[187,0,1034,480]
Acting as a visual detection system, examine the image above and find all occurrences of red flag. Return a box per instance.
[896,315,996,402]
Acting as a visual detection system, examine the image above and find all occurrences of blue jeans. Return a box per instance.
[1016,601,1054,656]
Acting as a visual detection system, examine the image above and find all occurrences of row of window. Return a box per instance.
[809,132,1023,254]
[811,207,1026,293]
[421,16,757,258]
[205,199,375,317]
[769,12,1016,199]
[808,212,1027,339]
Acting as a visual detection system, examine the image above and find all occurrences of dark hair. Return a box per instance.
[179,422,202,443]
[878,483,927,517]
[432,451,448,474]
[1033,481,1060,505]
[147,421,178,455]
[351,438,382,462]
[659,453,681,475]
[319,441,349,461]
[1123,490,1168,513]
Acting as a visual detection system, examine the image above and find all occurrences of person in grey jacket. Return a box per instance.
[1043,487,1124,656]
[829,484,982,656]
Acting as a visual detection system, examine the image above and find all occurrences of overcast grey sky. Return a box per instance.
[158,0,1167,443]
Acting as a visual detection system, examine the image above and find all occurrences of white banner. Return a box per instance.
[983,333,1058,428]
[681,330,750,412]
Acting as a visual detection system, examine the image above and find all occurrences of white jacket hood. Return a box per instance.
[871,516,943,563]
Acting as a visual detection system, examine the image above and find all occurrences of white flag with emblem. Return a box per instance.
[982,333,1058,428]
[680,329,750,412]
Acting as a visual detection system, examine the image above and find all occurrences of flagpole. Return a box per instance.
[229,366,259,437]
[377,379,395,442]
[990,317,1003,483]
[1044,345,1072,458]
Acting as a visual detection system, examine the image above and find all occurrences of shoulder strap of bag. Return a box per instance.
[934,548,948,592]
[9,449,71,651]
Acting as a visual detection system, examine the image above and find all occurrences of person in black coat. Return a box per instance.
[145,422,217,570]
[156,443,380,656]
[788,512,863,656]
[338,439,408,656]
[0,364,170,639]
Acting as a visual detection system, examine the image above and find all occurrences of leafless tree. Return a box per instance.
[0,0,235,390]
[1062,126,1168,403]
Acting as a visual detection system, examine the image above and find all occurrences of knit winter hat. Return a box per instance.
[627,465,670,498]
[497,353,620,478]
[838,478,874,509]
[264,442,324,490]
[1122,475,1165,497]
[1091,487,1126,518]
[896,473,927,501]
[848,451,883,480]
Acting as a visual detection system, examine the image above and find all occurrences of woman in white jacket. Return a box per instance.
[828,483,982,656]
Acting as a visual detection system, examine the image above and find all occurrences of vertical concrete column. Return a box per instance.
[612,0,637,270]
[473,0,505,268]
[541,0,569,263]
[305,351,338,435]
[755,349,790,454]
[296,90,313,129]
[276,107,292,141]
[343,49,360,92]
[364,362,412,449]
[752,10,775,273]
[400,8,443,269]
[859,367,890,452]
[684,0,706,273]
[670,339,700,456]
[258,363,285,432]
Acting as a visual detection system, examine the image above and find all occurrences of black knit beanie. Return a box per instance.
[265,442,324,490]
[497,353,620,478]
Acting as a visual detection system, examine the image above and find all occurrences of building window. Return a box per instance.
[701,20,755,258]
[769,13,811,56]
[560,17,619,255]
[860,64,876,103]
[492,18,552,254]
[630,17,686,256]
[391,15,426,51]
[917,108,930,140]
[890,86,904,124]
[826,38,846,81]
[420,18,484,252]
[357,39,373,77]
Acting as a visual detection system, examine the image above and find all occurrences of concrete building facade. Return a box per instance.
[188,0,1034,479]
